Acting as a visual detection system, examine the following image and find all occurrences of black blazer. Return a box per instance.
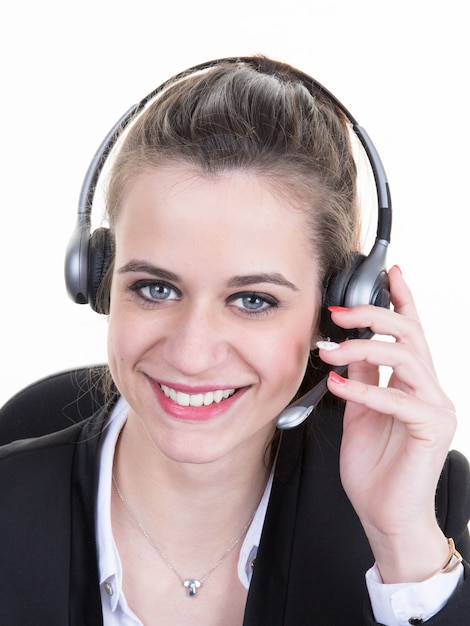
[1,399,469,625]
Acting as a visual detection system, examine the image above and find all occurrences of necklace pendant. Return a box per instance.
[184,579,201,597]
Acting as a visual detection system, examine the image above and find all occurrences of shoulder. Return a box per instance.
[0,409,107,486]
[0,410,107,624]
[436,450,470,550]
[436,450,470,513]
[0,408,108,547]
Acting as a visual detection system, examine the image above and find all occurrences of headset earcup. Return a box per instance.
[320,253,366,342]
[87,227,113,314]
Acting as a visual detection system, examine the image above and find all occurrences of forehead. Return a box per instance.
[114,164,317,280]
[117,163,309,229]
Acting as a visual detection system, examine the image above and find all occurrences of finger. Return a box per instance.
[327,304,422,347]
[387,266,437,371]
[318,338,450,407]
[388,264,420,319]
[316,339,380,387]
[346,359,380,388]
[327,305,434,373]
[327,371,457,443]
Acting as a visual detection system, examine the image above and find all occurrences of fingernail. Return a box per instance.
[316,340,341,351]
[391,264,402,275]
[328,306,350,313]
[329,371,347,385]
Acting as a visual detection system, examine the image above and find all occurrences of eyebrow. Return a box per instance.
[118,261,180,282]
[118,261,299,291]
[226,273,299,291]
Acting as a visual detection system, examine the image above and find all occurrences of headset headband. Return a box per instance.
[65,57,392,305]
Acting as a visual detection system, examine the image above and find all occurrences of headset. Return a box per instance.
[64,57,392,430]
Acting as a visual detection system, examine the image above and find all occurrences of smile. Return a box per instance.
[159,384,237,407]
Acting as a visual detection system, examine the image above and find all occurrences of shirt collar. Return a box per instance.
[96,397,128,611]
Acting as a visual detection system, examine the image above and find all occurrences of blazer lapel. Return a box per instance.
[69,408,108,626]
[243,401,374,625]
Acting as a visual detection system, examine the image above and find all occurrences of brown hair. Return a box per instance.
[104,57,361,393]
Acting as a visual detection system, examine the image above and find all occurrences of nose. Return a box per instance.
[161,301,231,377]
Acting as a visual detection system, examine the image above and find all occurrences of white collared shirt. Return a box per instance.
[95,398,463,626]
[96,398,271,625]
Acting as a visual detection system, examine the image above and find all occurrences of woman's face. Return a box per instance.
[108,163,320,465]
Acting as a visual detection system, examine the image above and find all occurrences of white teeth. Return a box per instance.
[213,390,224,403]
[160,384,236,407]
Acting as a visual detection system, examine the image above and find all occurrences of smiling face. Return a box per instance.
[107,162,321,465]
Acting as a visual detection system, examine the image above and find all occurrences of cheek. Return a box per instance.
[106,314,128,386]
[252,321,314,399]
[106,276,153,368]
[106,306,146,378]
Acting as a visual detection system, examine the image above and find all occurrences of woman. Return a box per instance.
[1,57,469,625]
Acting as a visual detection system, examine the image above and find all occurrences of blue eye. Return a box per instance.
[228,292,279,316]
[130,280,180,303]
[241,295,269,310]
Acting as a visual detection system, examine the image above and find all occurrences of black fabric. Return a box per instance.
[0,396,470,624]
[246,403,376,623]
[0,366,109,446]
[88,227,113,314]
[0,413,106,625]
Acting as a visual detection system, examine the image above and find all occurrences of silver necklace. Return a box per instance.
[112,474,255,597]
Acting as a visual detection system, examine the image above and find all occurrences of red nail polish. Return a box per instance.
[329,371,347,385]
[328,306,350,313]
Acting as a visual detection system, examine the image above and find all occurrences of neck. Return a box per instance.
[112,414,273,549]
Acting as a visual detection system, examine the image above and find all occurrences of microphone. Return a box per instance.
[276,365,346,429]
[276,328,374,430]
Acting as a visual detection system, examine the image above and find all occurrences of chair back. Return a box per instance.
[0,366,110,446]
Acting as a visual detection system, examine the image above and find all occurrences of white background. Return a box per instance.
[1,1,468,459]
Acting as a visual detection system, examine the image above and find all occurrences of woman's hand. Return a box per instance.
[318,265,457,583]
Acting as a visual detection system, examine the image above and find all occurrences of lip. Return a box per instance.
[147,377,248,422]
